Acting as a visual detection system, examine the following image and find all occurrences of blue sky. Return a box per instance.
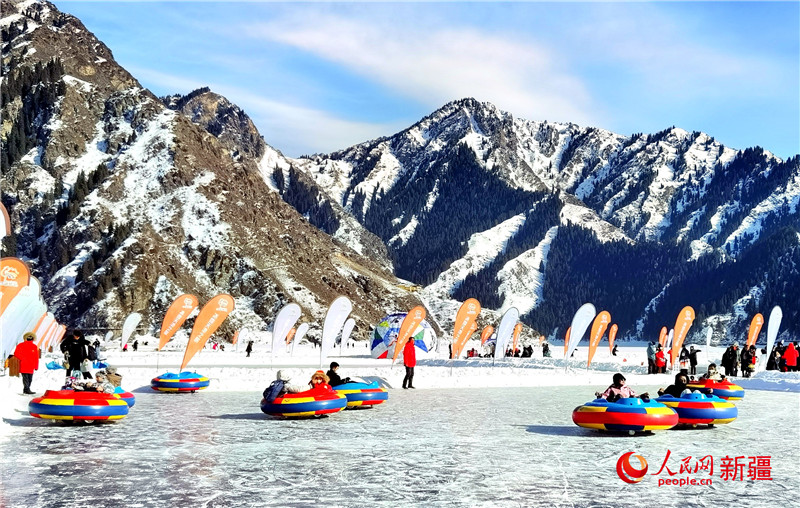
[53,1,799,160]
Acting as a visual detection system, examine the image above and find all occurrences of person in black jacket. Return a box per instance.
[326,362,351,387]
[721,346,734,376]
[60,330,92,379]
[688,346,701,375]
[657,373,690,398]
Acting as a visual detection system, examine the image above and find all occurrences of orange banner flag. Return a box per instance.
[30,312,47,340]
[512,322,523,353]
[480,325,494,345]
[285,327,296,345]
[608,324,618,353]
[39,320,59,349]
[451,298,481,359]
[670,306,696,365]
[563,327,572,356]
[232,330,240,345]
[658,326,668,347]
[393,306,427,364]
[746,313,764,348]
[53,324,66,348]
[587,311,611,367]
[0,257,30,317]
[180,294,235,371]
[159,294,199,351]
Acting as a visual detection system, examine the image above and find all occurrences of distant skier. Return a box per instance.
[245,340,253,358]
[132,340,138,352]
[611,344,618,357]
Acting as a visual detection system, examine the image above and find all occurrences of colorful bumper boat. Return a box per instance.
[261,386,347,418]
[334,381,389,408]
[29,390,129,421]
[572,397,679,434]
[685,379,745,400]
[151,372,210,392]
[114,387,136,407]
[655,392,737,427]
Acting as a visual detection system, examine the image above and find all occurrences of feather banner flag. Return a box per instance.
[511,322,523,353]
[159,294,199,350]
[36,314,57,347]
[293,323,309,354]
[658,326,668,347]
[341,318,356,344]
[493,306,519,360]
[285,327,296,345]
[0,257,30,317]
[30,312,48,342]
[41,319,60,351]
[480,325,494,345]
[181,294,235,371]
[670,306,695,366]
[761,306,783,371]
[608,324,618,353]
[564,303,596,369]
[452,299,481,359]
[232,330,240,346]
[0,285,43,358]
[320,296,352,367]
[121,312,142,345]
[393,306,427,364]
[53,324,66,347]
[0,203,10,241]
[587,311,611,367]
[563,327,571,357]
[746,314,764,348]
[272,303,301,358]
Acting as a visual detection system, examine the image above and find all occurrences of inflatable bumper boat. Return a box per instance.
[656,392,737,426]
[572,397,679,433]
[261,386,347,418]
[334,381,389,408]
[29,390,129,421]
[151,372,210,392]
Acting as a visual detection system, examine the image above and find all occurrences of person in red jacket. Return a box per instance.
[402,338,416,389]
[654,345,667,374]
[13,332,40,394]
[782,342,799,372]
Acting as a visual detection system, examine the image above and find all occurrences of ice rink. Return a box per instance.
[1,384,797,508]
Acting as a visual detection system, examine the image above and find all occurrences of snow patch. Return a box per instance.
[497,226,558,315]
[425,212,528,298]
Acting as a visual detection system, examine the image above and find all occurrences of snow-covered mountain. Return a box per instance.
[0,0,429,339]
[290,98,799,342]
[3,0,797,345]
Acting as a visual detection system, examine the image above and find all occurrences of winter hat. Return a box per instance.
[277,370,291,381]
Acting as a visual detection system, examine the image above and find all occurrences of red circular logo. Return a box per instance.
[616,451,648,484]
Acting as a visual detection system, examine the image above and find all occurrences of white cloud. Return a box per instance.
[570,5,780,94]
[242,12,599,127]
[129,66,402,156]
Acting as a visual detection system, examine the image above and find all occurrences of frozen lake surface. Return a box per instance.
[1,385,797,507]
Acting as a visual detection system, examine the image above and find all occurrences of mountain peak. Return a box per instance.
[163,87,266,161]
